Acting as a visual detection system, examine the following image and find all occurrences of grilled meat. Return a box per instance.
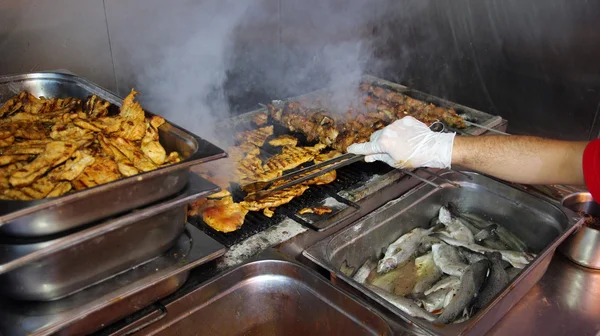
[190,196,249,233]
[0,89,179,199]
[268,135,298,147]
[235,125,273,147]
[298,206,332,215]
[241,184,309,211]
[253,111,269,126]
[263,144,325,172]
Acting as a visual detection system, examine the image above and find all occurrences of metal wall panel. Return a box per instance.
[0,0,116,91]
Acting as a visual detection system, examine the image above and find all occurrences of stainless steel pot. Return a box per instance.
[559,192,600,269]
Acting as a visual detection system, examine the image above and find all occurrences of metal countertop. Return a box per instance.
[488,252,600,336]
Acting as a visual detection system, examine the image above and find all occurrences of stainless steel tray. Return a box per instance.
[0,223,227,336]
[0,173,219,301]
[120,249,393,336]
[304,171,583,336]
[0,72,226,238]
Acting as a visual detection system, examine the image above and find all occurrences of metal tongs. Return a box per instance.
[243,121,446,202]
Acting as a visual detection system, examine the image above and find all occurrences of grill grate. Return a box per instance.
[189,102,398,247]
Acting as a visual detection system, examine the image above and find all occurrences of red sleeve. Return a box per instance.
[583,139,600,201]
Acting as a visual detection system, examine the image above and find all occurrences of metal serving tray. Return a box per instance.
[0,173,219,301]
[120,249,393,336]
[0,223,226,336]
[304,171,583,336]
[0,72,226,238]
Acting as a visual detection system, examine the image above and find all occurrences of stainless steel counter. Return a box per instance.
[489,252,600,336]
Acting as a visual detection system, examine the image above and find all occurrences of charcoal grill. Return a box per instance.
[189,75,507,248]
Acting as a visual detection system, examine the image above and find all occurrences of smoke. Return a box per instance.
[129,0,425,145]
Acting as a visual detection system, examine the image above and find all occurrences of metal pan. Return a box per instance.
[304,171,582,336]
[0,173,219,301]
[0,72,226,238]
[0,223,227,336]
[559,192,600,269]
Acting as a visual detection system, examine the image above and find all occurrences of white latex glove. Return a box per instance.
[346,116,455,169]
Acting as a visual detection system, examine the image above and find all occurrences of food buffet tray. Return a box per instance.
[0,223,226,336]
[0,173,219,301]
[118,249,393,336]
[304,171,583,336]
[0,72,226,238]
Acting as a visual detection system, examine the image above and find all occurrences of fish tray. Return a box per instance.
[0,72,226,238]
[304,171,582,336]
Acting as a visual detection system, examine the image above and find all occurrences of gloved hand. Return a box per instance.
[346,116,456,169]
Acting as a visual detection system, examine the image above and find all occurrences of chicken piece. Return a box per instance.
[91,117,122,134]
[0,155,31,166]
[268,135,298,147]
[0,93,24,118]
[163,151,181,165]
[50,123,94,141]
[46,182,72,198]
[11,122,48,140]
[241,184,309,211]
[73,118,103,132]
[141,122,167,165]
[306,151,341,185]
[193,196,249,233]
[0,136,14,147]
[263,144,324,172]
[253,111,268,126]
[0,162,26,189]
[110,137,157,172]
[3,189,34,201]
[21,92,46,115]
[298,206,332,215]
[235,125,274,147]
[98,136,139,177]
[9,141,82,187]
[263,208,275,218]
[1,139,54,155]
[72,157,122,190]
[48,150,95,181]
[115,118,146,141]
[120,89,146,122]
[149,116,166,129]
[18,176,56,199]
[83,95,110,118]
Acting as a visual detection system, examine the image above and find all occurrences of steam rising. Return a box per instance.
[131,0,404,145]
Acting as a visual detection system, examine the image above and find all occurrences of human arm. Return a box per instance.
[346,116,588,186]
[451,135,586,186]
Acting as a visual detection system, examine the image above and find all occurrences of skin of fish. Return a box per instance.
[435,259,490,324]
[473,224,497,242]
[417,235,441,255]
[421,288,450,313]
[458,247,486,264]
[438,206,475,243]
[481,235,510,250]
[506,267,521,280]
[378,227,434,274]
[432,243,468,277]
[447,203,481,234]
[413,253,443,295]
[352,259,377,284]
[432,233,535,269]
[458,210,529,253]
[474,252,510,311]
[365,283,437,322]
[424,276,461,296]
